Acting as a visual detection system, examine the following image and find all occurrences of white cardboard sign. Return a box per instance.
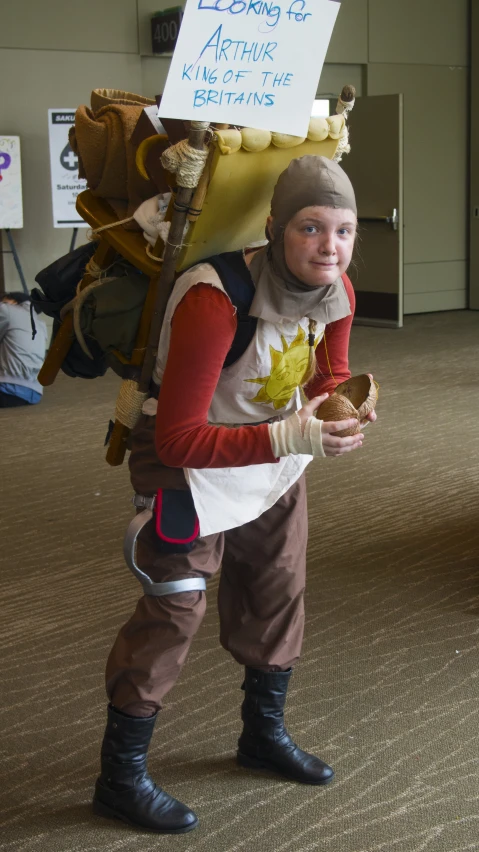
[0,136,23,229]
[159,0,341,136]
[48,109,88,228]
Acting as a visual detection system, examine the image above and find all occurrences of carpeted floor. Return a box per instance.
[1,310,478,852]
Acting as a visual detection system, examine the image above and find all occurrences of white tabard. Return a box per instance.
[144,262,343,536]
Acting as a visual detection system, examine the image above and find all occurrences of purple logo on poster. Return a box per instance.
[0,152,11,182]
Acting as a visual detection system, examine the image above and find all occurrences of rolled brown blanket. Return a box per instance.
[90,88,155,114]
[69,90,159,225]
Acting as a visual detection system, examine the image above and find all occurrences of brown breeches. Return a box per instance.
[106,449,308,718]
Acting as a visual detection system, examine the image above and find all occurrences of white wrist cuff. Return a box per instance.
[269,412,326,459]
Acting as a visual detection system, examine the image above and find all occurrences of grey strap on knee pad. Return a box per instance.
[123,494,206,598]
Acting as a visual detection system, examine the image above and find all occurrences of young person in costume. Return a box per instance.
[93,155,376,834]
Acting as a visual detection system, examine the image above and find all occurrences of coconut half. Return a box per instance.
[316,374,377,437]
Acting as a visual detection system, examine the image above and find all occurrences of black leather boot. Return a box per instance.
[237,668,334,785]
[92,705,198,833]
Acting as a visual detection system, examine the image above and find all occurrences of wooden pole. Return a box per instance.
[138,123,210,392]
[105,270,161,467]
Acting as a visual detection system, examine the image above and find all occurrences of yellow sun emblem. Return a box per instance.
[245,326,321,410]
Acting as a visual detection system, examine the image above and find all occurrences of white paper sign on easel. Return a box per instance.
[0,136,23,229]
[47,109,88,229]
[159,0,342,136]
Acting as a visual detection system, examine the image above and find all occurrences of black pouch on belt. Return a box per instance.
[154,488,199,553]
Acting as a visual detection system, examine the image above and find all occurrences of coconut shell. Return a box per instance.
[316,374,377,437]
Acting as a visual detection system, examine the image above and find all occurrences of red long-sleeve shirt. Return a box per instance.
[156,274,355,469]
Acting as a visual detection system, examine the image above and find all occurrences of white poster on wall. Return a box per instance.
[48,109,88,228]
[159,0,341,136]
[0,136,23,229]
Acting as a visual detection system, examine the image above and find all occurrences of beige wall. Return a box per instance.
[0,0,142,293]
[367,0,469,313]
[471,0,479,310]
[322,0,469,314]
[368,62,468,313]
[0,0,470,316]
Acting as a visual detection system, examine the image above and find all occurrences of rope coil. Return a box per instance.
[333,122,351,163]
[336,95,356,117]
[161,139,209,189]
[115,379,149,429]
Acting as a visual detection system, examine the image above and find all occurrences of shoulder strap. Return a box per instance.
[201,251,258,368]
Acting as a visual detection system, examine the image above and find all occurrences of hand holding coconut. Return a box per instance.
[300,392,366,457]
[269,392,365,459]
[269,375,377,460]
[315,374,378,436]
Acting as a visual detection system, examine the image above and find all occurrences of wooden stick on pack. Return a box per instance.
[138,121,211,393]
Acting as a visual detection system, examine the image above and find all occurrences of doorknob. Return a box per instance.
[358,209,399,231]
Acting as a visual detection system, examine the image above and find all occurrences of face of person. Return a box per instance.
[270,205,357,287]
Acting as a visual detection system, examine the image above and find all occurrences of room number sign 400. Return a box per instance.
[151,7,183,54]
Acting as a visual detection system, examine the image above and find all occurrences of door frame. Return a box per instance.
[330,93,404,328]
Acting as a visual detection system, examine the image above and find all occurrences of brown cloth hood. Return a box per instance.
[248,156,356,325]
